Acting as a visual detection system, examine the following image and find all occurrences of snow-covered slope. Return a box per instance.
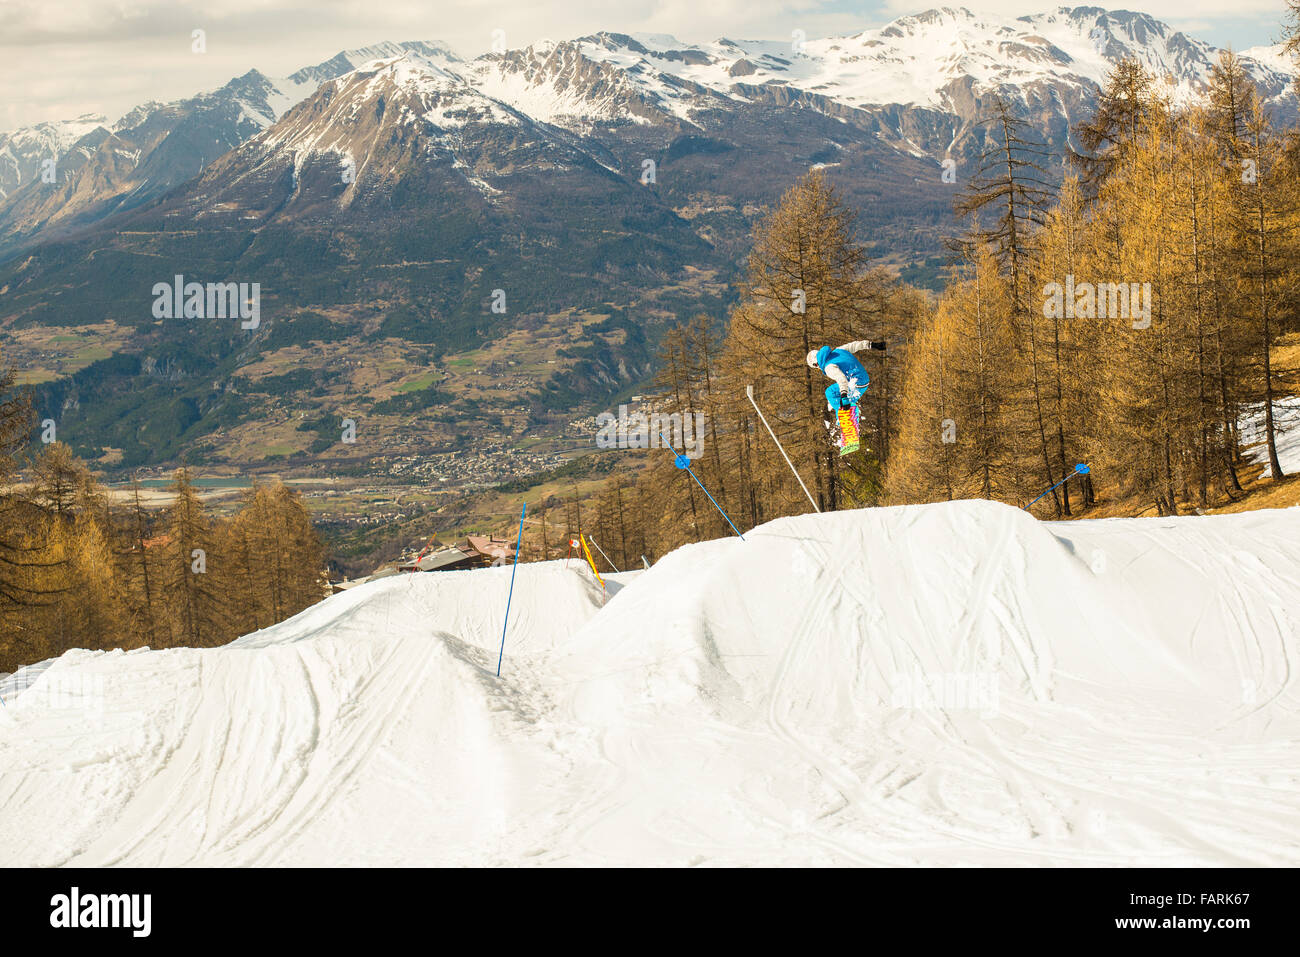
[3,500,1298,866]
[0,114,107,199]
[1243,395,1300,479]
[1242,42,1296,77]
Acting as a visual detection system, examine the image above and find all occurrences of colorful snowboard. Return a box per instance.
[835,405,860,455]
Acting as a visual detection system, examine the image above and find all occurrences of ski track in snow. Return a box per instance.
[1,500,1298,866]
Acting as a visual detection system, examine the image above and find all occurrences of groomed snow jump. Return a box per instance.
[1,500,1297,866]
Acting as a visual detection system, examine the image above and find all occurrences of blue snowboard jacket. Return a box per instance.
[816,343,871,409]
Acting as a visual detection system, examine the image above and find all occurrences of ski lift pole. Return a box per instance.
[659,432,745,541]
[745,384,821,513]
[587,536,620,574]
[495,503,527,677]
[1025,464,1091,512]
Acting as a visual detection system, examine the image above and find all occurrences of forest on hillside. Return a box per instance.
[0,422,324,672]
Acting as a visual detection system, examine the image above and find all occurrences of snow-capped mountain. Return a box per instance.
[0,7,1293,258]
[579,5,1292,112]
[448,7,1292,161]
[282,39,463,90]
[467,36,731,128]
[0,42,456,255]
[439,6,1296,137]
[0,114,107,200]
[168,6,1294,236]
[1241,41,1295,77]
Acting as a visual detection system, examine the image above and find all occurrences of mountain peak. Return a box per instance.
[287,40,462,87]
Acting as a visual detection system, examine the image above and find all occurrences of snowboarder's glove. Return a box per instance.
[870,340,887,351]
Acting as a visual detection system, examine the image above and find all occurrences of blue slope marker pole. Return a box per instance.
[1025,463,1091,511]
[659,432,745,541]
[495,503,527,677]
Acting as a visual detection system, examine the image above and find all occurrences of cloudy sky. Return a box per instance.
[0,1,1292,130]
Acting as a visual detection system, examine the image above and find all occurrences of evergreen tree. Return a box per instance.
[1072,59,1160,190]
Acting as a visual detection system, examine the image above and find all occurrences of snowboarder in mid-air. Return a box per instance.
[807,340,886,455]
